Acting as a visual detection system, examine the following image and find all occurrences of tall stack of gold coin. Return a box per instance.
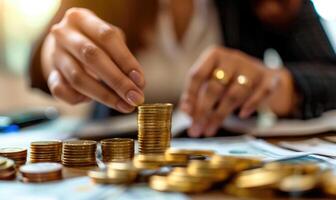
[62,140,97,167]
[0,147,27,167]
[101,138,134,162]
[137,103,173,154]
[30,140,62,163]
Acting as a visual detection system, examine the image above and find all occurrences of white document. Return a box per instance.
[280,138,336,158]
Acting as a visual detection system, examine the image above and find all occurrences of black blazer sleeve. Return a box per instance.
[280,1,336,119]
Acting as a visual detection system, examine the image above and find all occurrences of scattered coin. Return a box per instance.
[278,174,317,193]
[88,162,137,184]
[20,162,62,183]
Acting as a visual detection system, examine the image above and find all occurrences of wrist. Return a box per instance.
[269,68,298,116]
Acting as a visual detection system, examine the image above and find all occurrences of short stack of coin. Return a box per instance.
[62,140,97,167]
[30,140,62,163]
[0,147,27,167]
[138,103,173,154]
[0,157,16,180]
[20,162,63,183]
[101,138,134,162]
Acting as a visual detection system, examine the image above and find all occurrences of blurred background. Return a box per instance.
[0,0,335,117]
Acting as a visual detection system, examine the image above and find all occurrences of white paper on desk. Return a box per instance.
[280,138,336,158]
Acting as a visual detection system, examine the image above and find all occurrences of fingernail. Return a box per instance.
[129,70,144,88]
[240,108,253,119]
[116,101,134,113]
[126,90,144,106]
[188,124,203,137]
[205,126,217,137]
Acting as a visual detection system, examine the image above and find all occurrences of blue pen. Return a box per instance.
[0,125,20,133]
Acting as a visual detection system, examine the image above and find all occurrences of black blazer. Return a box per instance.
[29,0,336,120]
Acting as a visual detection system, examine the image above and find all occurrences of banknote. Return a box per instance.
[167,135,310,162]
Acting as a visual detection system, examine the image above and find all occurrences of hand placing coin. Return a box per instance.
[42,8,145,113]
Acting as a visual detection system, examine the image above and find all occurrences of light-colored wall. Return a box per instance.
[0,69,91,117]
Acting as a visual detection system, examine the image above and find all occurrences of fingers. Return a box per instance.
[180,47,222,115]
[188,79,224,137]
[48,70,88,104]
[239,72,280,118]
[204,80,251,137]
[51,26,144,107]
[54,48,134,113]
[66,8,145,88]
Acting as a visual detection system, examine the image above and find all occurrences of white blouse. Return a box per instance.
[136,0,222,104]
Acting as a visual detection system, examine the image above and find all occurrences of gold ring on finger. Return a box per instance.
[213,68,230,86]
[236,75,249,87]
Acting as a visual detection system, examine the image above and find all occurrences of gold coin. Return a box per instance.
[0,156,8,166]
[0,158,14,171]
[0,147,27,154]
[166,149,214,156]
[264,162,321,175]
[234,168,284,189]
[149,175,171,192]
[278,174,317,193]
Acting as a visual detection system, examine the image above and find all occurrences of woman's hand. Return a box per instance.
[180,46,297,137]
[41,8,145,113]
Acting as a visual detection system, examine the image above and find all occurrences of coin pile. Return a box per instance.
[88,145,334,197]
[0,157,16,180]
[101,138,134,162]
[30,140,62,163]
[137,103,173,154]
[20,162,63,183]
[88,162,137,184]
[225,161,323,197]
[0,147,27,167]
[62,140,97,167]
